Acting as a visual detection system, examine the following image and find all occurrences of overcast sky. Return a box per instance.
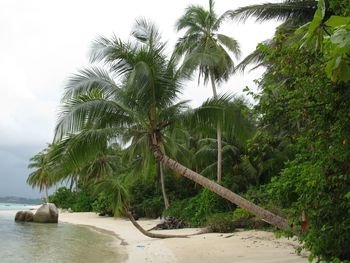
[0,0,279,198]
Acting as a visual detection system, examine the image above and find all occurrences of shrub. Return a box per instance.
[71,185,94,212]
[207,213,236,233]
[48,186,95,212]
[92,192,113,215]
[164,189,234,226]
[48,187,75,209]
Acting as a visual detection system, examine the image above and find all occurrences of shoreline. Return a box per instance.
[59,212,308,263]
[1,210,308,263]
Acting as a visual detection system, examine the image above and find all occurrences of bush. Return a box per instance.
[92,192,113,215]
[49,187,75,209]
[164,189,234,226]
[206,208,270,233]
[128,176,164,218]
[207,213,236,233]
[71,185,94,212]
[48,186,95,212]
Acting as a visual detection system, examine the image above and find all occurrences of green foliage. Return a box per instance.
[127,175,164,218]
[72,185,95,212]
[49,187,75,209]
[250,11,350,260]
[297,0,350,82]
[92,192,113,215]
[48,186,95,212]
[164,189,234,226]
[324,16,350,82]
[206,208,258,233]
[206,212,237,233]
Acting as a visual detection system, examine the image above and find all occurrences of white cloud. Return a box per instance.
[0,0,280,197]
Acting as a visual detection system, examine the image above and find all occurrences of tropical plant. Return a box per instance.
[296,0,350,82]
[248,10,350,259]
[27,145,56,202]
[175,0,241,182]
[55,18,288,231]
[230,0,318,72]
[94,174,187,238]
[228,0,317,25]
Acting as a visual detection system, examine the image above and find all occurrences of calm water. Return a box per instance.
[0,203,36,210]
[0,204,126,263]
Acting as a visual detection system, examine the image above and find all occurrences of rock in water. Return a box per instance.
[15,211,34,222]
[33,203,59,223]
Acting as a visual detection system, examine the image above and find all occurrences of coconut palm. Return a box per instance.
[27,146,55,203]
[230,0,318,72]
[228,0,317,25]
[55,19,288,230]
[175,0,241,183]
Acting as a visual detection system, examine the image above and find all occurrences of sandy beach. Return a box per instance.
[58,212,308,263]
[1,209,308,262]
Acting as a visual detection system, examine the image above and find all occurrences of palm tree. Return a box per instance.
[228,0,317,26]
[229,0,318,72]
[175,0,241,183]
[55,19,288,230]
[27,146,55,203]
[123,124,171,210]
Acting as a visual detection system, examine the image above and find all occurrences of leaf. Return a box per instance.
[307,0,325,36]
[325,16,350,28]
[330,29,350,48]
[345,192,350,200]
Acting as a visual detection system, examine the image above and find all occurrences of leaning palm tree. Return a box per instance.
[55,19,288,230]
[175,0,241,183]
[27,146,55,203]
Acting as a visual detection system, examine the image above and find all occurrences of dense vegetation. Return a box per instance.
[27,0,350,261]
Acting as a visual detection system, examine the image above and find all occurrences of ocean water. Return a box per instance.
[0,204,126,263]
[0,203,37,211]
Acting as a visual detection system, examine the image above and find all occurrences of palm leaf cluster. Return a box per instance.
[26,0,316,232]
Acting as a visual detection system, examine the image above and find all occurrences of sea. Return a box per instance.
[0,203,125,263]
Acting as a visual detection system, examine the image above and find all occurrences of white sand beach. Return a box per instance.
[0,211,308,263]
[58,212,308,263]
[0,209,308,263]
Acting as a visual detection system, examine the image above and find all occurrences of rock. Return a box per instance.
[33,203,58,223]
[15,211,34,222]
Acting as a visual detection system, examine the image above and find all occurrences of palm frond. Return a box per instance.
[228,0,317,25]
[63,66,120,101]
[132,18,163,49]
[216,34,241,59]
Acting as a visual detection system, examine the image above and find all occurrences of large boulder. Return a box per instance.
[33,203,58,223]
[15,211,34,222]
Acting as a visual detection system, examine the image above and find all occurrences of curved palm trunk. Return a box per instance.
[210,72,222,183]
[159,162,170,209]
[125,210,187,239]
[151,145,289,230]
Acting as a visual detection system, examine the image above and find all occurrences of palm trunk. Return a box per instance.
[125,210,187,238]
[159,162,170,209]
[44,184,49,203]
[210,72,222,183]
[216,125,222,182]
[151,145,289,230]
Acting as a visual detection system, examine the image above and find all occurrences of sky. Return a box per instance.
[0,0,279,198]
